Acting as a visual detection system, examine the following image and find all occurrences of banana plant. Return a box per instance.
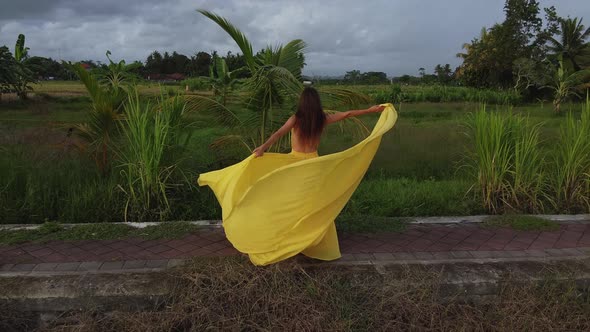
[208,54,246,106]
[545,55,590,113]
[12,34,37,100]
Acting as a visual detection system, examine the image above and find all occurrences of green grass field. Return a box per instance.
[1,82,588,223]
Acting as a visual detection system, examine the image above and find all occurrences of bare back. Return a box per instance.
[291,113,343,153]
[291,125,323,153]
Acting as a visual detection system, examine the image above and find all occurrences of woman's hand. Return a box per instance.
[253,145,266,158]
[368,105,386,113]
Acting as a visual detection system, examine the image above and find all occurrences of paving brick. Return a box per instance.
[503,242,530,250]
[114,246,143,255]
[202,242,230,252]
[107,241,132,250]
[77,242,103,251]
[438,237,464,245]
[28,248,56,258]
[187,247,213,256]
[159,249,184,259]
[452,244,480,251]
[214,247,239,256]
[478,243,506,251]
[92,246,115,255]
[173,243,200,253]
[3,222,590,268]
[427,244,454,252]
[2,249,26,257]
[146,244,173,254]
[406,240,433,251]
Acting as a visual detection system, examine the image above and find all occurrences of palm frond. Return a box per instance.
[68,63,104,103]
[183,94,241,126]
[318,87,372,109]
[210,134,253,151]
[197,10,256,72]
[244,65,302,111]
[277,39,306,78]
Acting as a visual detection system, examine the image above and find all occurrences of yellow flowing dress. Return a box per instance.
[198,103,398,265]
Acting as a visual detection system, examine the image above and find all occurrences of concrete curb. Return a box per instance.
[2,248,589,277]
[1,214,589,231]
[1,256,589,321]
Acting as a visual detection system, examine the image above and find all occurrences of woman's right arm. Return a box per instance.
[326,105,385,124]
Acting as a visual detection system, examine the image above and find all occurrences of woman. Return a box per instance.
[253,87,385,158]
[198,87,396,266]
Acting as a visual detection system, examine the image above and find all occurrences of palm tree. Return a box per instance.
[547,17,590,70]
[456,27,488,60]
[0,46,17,101]
[69,64,123,174]
[192,10,370,157]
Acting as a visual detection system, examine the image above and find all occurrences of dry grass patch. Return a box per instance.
[34,257,590,332]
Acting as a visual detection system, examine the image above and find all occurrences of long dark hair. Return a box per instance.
[294,87,326,145]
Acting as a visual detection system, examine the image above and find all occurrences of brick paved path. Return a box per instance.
[1,223,590,272]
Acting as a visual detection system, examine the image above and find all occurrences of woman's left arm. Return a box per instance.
[253,116,296,157]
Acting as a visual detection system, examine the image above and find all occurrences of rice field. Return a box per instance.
[0,82,588,223]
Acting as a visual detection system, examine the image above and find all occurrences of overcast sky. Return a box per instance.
[0,0,588,77]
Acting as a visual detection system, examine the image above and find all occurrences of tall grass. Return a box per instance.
[551,97,590,212]
[341,177,481,217]
[467,106,546,213]
[117,90,189,221]
[0,147,124,223]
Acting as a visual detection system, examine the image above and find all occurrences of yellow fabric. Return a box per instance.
[198,103,398,265]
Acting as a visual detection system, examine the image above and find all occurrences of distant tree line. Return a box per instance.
[455,0,590,107]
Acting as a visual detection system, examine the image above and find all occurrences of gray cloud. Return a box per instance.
[0,0,588,76]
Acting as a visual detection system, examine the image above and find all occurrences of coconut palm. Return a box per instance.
[547,17,590,70]
[67,52,147,174]
[69,64,123,174]
[191,10,370,157]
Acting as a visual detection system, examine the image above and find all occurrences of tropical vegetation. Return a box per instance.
[1,0,590,224]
